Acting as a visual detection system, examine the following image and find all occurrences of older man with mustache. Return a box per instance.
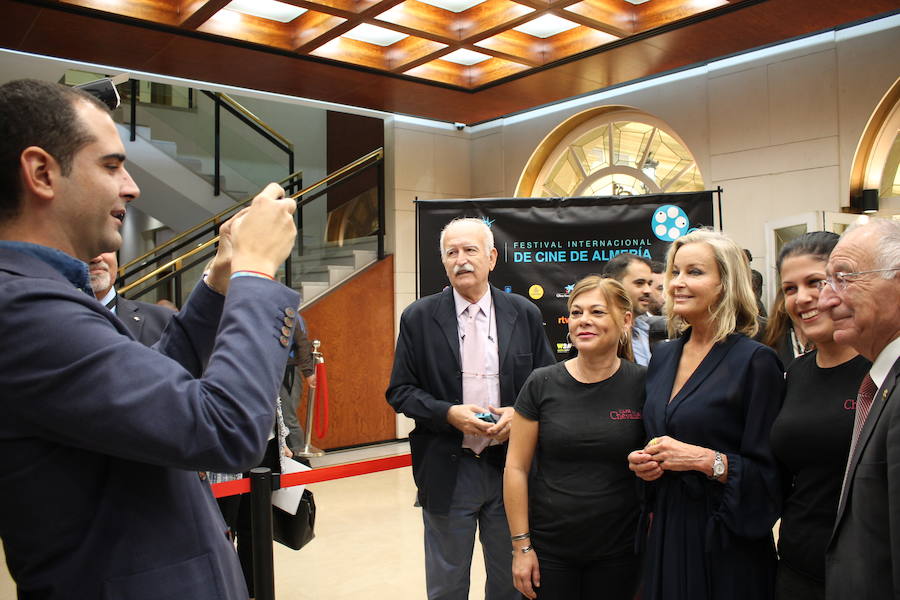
[88,252,174,346]
[387,217,555,600]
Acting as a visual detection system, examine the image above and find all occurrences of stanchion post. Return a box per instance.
[249,467,276,600]
[296,340,325,458]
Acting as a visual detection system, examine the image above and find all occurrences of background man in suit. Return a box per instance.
[387,217,554,600]
[89,251,174,345]
[0,78,298,599]
[648,260,666,316]
[820,219,900,599]
[602,252,663,365]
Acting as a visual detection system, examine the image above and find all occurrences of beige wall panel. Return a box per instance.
[716,175,776,257]
[393,207,418,276]
[769,166,842,214]
[434,134,471,197]
[708,66,770,154]
[471,131,505,197]
[395,128,436,192]
[711,136,839,181]
[768,50,839,145]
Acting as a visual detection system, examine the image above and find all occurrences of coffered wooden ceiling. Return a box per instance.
[3,0,898,122]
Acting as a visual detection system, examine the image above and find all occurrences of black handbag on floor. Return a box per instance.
[273,487,316,550]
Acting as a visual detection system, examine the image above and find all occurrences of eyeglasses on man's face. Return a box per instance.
[816,267,900,294]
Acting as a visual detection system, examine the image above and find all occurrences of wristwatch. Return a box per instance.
[709,451,725,480]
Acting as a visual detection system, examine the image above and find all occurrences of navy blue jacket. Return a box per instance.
[115,294,176,347]
[640,331,785,600]
[0,248,299,599]
[827,355,900,599]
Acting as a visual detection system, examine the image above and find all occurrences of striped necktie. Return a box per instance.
[841,374,878,493]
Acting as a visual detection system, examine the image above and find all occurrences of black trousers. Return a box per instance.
[775,561,824,600]
[528,550,640,600]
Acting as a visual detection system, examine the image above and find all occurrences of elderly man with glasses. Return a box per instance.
[819,219,900,600]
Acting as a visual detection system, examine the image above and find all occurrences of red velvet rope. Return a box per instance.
[313,362,329,439]
[210,453,412,498]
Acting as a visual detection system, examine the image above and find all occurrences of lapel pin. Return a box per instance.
[133,316,141,322]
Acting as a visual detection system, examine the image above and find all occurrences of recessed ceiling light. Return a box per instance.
[342,24,408,47]
[416,0,486,13]
[224,0,306,23]
[440,49,491,65]
[622,0,651,4]
[513,14,579,38]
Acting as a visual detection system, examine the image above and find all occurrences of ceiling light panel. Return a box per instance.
[342,24,409,46]
[416,0,486,12]
[513,14,579,38]
[622,0,651,4]
[225,0,307,23]
[440,49,491,65]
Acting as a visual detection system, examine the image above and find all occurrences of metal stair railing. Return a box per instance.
[119,148,385,302]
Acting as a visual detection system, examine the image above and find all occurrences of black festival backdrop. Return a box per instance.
[416,192,715,359]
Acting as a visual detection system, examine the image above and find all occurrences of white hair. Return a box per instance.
[438,217,495,255]
[845,219,900,277]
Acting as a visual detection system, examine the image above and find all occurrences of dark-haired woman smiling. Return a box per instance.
[769,231,870,600]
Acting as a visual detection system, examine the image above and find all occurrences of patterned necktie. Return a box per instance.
[462,304,490,454]
[841,374,878,493]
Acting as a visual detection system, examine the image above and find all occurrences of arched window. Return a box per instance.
[516,107,704,197]
[850,77,900,210]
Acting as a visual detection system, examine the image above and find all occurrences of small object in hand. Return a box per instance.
[475,412,498,424]
[648,437,660,446]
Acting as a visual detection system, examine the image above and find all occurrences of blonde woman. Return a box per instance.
[628,229,785,600]
[505,276,645,600]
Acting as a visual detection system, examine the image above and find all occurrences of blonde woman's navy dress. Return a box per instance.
[640,331,785,600]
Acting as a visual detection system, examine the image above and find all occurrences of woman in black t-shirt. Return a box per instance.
[504,275,645,600]
[769,231,871,600]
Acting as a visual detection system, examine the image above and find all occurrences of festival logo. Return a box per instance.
[528,284,544,300]
[652,205,690,241]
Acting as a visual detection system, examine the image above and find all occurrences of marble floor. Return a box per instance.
[0,442,490,600]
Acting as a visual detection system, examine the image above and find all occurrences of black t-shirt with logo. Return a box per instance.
[770,351,871,582]
[515,359,646,561]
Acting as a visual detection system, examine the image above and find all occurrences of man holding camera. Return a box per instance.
[387,217,554,600]
[0,79,298,599]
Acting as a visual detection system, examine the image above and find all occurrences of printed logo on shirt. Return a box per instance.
[610,409,642,420]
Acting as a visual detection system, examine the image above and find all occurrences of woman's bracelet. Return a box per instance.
[510,532,530,542]
[511,545,533,556]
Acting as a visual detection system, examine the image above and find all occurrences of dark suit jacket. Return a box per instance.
[386,285,555,514]
[826,354,900,599]
[116,294,176,346]
[0,248,299,600]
